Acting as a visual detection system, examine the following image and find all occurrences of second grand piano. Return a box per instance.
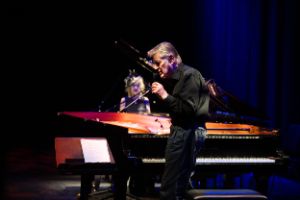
[125,80,286,191]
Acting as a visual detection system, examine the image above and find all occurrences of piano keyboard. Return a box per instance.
[142,157,276,164]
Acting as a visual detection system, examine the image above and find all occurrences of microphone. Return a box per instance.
[145,82,152,91]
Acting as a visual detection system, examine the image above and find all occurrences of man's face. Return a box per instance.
[152,53,175,78]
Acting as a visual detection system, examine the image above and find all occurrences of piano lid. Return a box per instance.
[58,111,278,136]
[114,39,157,74]
[206,79,268,125]
[58,112,171,135]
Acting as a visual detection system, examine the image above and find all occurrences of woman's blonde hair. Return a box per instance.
[124,75,145,97]
[147,41,182,64]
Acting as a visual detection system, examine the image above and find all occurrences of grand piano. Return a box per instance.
[128,79,283,166]
[126,80,286,191]
[59,110,281,166]
[57,79,287,195]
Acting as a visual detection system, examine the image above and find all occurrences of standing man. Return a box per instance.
[148,41,209,200]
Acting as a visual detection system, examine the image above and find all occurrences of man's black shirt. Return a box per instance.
[159,63,210,128]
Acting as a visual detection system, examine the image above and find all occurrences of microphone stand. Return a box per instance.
[114,39,157,74]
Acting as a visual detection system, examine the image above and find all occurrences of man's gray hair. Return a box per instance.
[148,42,182,64]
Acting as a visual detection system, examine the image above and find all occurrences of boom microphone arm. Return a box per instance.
[114,39,157,74]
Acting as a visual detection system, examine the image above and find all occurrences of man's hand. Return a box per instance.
[152,82,168,99]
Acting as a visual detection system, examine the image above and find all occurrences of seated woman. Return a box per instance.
[120,70,151,114]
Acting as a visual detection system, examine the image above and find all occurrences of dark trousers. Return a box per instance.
[160,126,206,200]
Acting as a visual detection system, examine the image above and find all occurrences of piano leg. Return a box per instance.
[110,173,127,200]
[80,173,94,200]
[105,131,135,200]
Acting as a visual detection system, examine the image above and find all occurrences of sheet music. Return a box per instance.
[80,138,113,163]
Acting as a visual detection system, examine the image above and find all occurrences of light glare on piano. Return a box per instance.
[142,157,276,164]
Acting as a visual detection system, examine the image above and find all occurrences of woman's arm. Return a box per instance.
[119,97,126,112]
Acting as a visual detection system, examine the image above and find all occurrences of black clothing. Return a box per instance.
[159,63,209,200]
[122,96,149,113]
[160,64,209,127]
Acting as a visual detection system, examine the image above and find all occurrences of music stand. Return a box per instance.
[55,137,140,200]
[55,137,117,200]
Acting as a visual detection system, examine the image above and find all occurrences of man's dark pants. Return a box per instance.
[160,125,206,200]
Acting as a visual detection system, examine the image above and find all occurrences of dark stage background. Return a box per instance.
[7,0,299,151]
[5,0,300,197]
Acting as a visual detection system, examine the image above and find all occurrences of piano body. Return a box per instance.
[56,81,286,196]
[58,112,284,182]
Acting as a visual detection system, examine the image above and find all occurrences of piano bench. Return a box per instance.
[185,189,268,200]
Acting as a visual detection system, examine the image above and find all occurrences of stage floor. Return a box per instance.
[3,146,159,200]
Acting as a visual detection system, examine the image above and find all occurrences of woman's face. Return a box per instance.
[130,82,141,96]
